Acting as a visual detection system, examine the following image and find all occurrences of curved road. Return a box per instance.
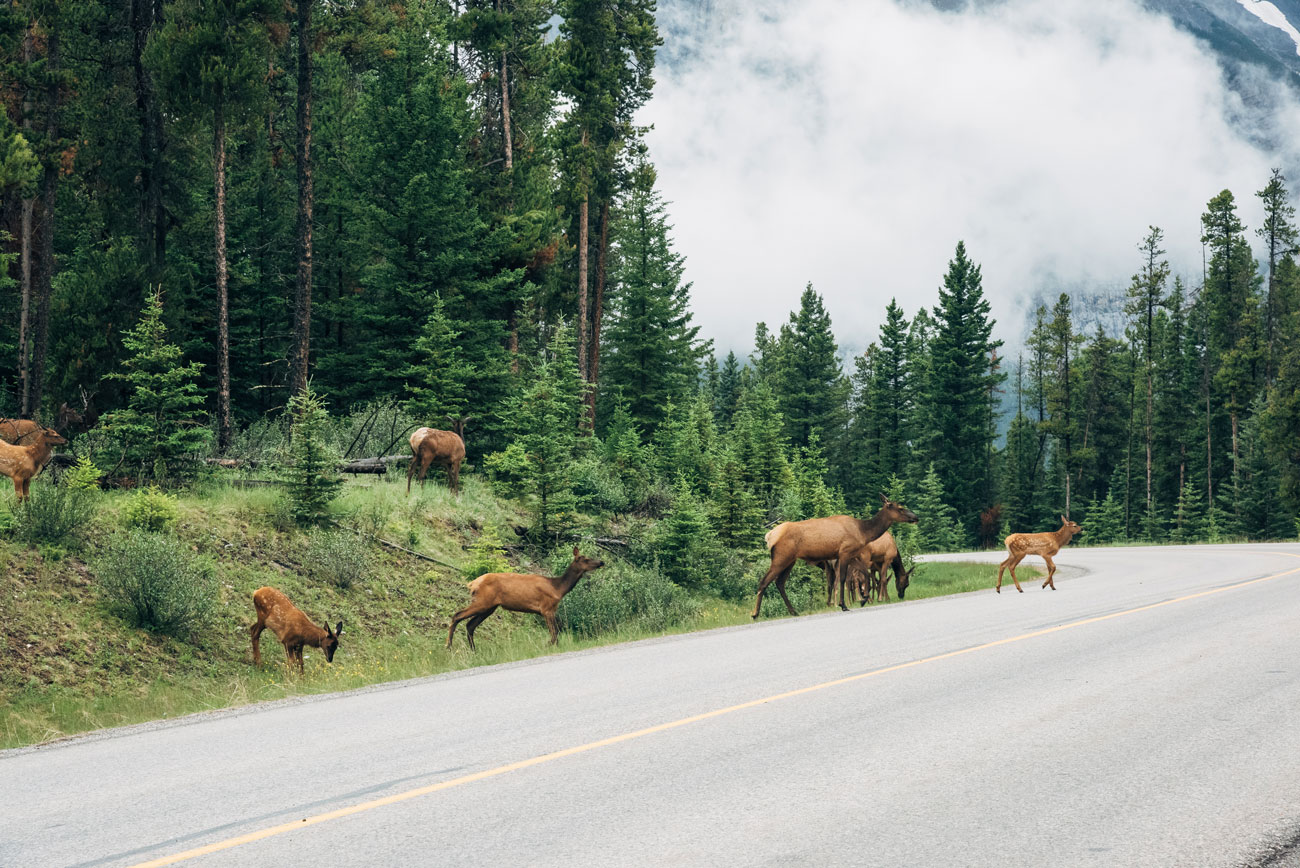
[5,544,1300,867]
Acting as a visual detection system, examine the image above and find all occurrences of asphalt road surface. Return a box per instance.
[6,543,1300,868]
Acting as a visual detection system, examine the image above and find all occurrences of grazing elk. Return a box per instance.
[446,546,605,650]
[0,417,41,446]
[250,586,343,674]
[0,427,67,501]
[753,494,919,618]
[996,516,1083,593]
[407,426,466,495]
[849,531,915,605]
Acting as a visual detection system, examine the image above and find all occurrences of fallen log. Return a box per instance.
[340,454,412,474]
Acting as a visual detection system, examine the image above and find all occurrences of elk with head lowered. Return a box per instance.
[752,495,919,618]
[250,586,343,674]
[406,426,466,495]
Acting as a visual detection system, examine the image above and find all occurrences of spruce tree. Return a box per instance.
[911,463,962,553]
[281,383,343,525]
[405,294,474,425]
[774,283,848,449]
[715,350,742,427]
[1125,226,1170,517]
[658,481,712,589]
[1171,478,1206,544]
[101,291,211,480]
[1256,170,1298,381]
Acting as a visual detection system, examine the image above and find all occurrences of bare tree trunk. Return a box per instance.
[1145,369,1153,515]
[18,26,33,416]
[576,191,589,379]
[497,0,513,173]
[132,0,165,275]
[587,198,609,425]
[289,0,314,395]
[214,90,232,452]
[29,21,59,421]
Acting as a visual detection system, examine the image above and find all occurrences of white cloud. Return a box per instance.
[642,0,1300,356]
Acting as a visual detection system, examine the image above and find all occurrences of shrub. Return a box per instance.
[303,529,371,589]
[572,454,631,514]
[462,528,511,581]
[483,442,529,495]
[97,531,217,636]
[10,479,96,547]
[64,456,104,491]
[556,554,700,639]
[123,486,179,533]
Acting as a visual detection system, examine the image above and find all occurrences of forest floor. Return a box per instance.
[0,474,1026,749]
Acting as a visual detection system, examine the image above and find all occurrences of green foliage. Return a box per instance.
[97,531,217,637]
[64,457,104,492]
[280,384,343,525]
[462,528,512,581]
[1171,479,1207,544]
[556,556,700,639]
[99,291,212,480]
[303,529,372,589]
[1084,484,1125,545]
[657,483,713,589]
[774,283,849,449]
[405,294,474,425]
[123,486,179,533]
[10,480,97,549]
[911,463,963,553]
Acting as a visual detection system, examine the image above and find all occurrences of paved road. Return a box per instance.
[5,543,1300,868]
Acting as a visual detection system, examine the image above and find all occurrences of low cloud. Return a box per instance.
[643,0,1300,355]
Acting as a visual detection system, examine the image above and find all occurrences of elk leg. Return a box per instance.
[449,460,461,495]
[544,612,560,645]
[250,620,265,666]
[1007,556,1024,593]
[420,454,433,488]
[835,559,850,611]
[406,453,417,494]
[821,561,837,606]
[447,603,486,649]
[465,608,496,652]
[774,570,798,617]
[752,556,794,619]
[996,556,1009,592]
[1042,555,1057,590]
[877,570,889,604]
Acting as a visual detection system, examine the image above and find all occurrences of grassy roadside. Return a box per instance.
[1,475,1026,749]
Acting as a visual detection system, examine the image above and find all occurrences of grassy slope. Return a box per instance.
[0,475,1025,749]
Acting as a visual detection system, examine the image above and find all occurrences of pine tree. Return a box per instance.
[715,350,743,428]
[1256,170,1298,381]
[1085,468,1125,544]
[659,480,712,588]
[911,463,962,553]
[100,290,211,480]
[774,283,848,449]
[1171,478,1206,543]
[405,294,475,425]
[1262,255,1300,511]
[926,242,1003,533]
[1125,226,1169,517]
[281,382,343,525]
[710,442,763,548]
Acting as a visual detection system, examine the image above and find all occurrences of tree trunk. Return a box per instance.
[576,191,589,379]
[289,0,314,395]
[587,198,609,424]
[497,0,513,173]
[18,25,33,416]
[29,21,59,421]
[214,90,232,452]
[132,0,166,275]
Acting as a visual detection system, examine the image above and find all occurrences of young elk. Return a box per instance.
[753,494,919,618]
[250,586,343,674]
[0,427,67,501]
[996,516,1083,593]
[0,417,41,446]
[407,427,467,495]
[859,532,916,605]
[446,546,605,650]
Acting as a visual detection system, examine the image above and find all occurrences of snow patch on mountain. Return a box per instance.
[1236,0,1300,56]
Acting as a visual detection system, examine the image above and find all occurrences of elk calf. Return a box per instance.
[997,516,1083,593]
[447,547,604,650]
[250,586,343,674]
[0,427,67,501]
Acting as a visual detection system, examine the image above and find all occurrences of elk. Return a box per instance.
[996,516,1083,593]
[0,417,41,446]
[861,536,916,605]
[0,427,67,501]
[407,426,466,495]
[250,586,343,674]
[753,495,919,618]
[446,546,605,650]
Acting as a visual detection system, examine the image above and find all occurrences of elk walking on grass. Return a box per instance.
[996,516,1083,593]
[753,495,919,618]
[250,586,343,674]
[447,546,605,650]
[0,427,67,501]
[407,426,466,495]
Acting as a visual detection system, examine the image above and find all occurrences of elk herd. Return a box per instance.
[0,418,1084,674]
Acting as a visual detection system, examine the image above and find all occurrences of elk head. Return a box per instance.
[40,428,68,448]
[570,546,605,574]
[896,564,917,600]
[880,493,919,524]
[320,620,344,662]
[1059,516,1083,538]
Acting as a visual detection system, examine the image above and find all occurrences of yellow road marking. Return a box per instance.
[131,553,1300,867]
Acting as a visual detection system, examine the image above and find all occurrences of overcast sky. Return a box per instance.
[641,0,1300,358]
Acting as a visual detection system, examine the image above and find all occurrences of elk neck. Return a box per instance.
[550,563,588,597]
[858,508,893,538]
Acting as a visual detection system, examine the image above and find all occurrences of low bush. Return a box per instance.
[302,528,371,589]
[10,479,97,548]
[462,528,511,581]
[122,486,179,533]
[571,455,631,515]
[555,548,700,639]
[97,531,217,636]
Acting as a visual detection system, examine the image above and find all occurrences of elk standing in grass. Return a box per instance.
[0,427,66,501]
[858,531,916,605]
[753,495,919,618]
[250,586,343,674]
[447,546,605,650]
[996,516,1083,593]
[407,426,466,495]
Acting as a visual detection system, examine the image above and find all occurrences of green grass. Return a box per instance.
[0,473,1019,750]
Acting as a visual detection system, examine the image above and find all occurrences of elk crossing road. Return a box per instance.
[5,544,1300,867]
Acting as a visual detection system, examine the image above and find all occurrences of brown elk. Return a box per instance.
[753,495,919,618]
[996,516,1083,593]
[856,532,916,605]
[250,586,343,674]
[446,546,605,650]
[407,426,466,495]
[0,427,67,501]
[0,418,41,446]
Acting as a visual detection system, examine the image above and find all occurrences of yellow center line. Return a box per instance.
[131,553,1300,868]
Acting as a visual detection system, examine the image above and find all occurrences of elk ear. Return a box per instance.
[1060,514,1067,524]
[323,621,333,637]
[573,545,580,558]
[335,620,344,637]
